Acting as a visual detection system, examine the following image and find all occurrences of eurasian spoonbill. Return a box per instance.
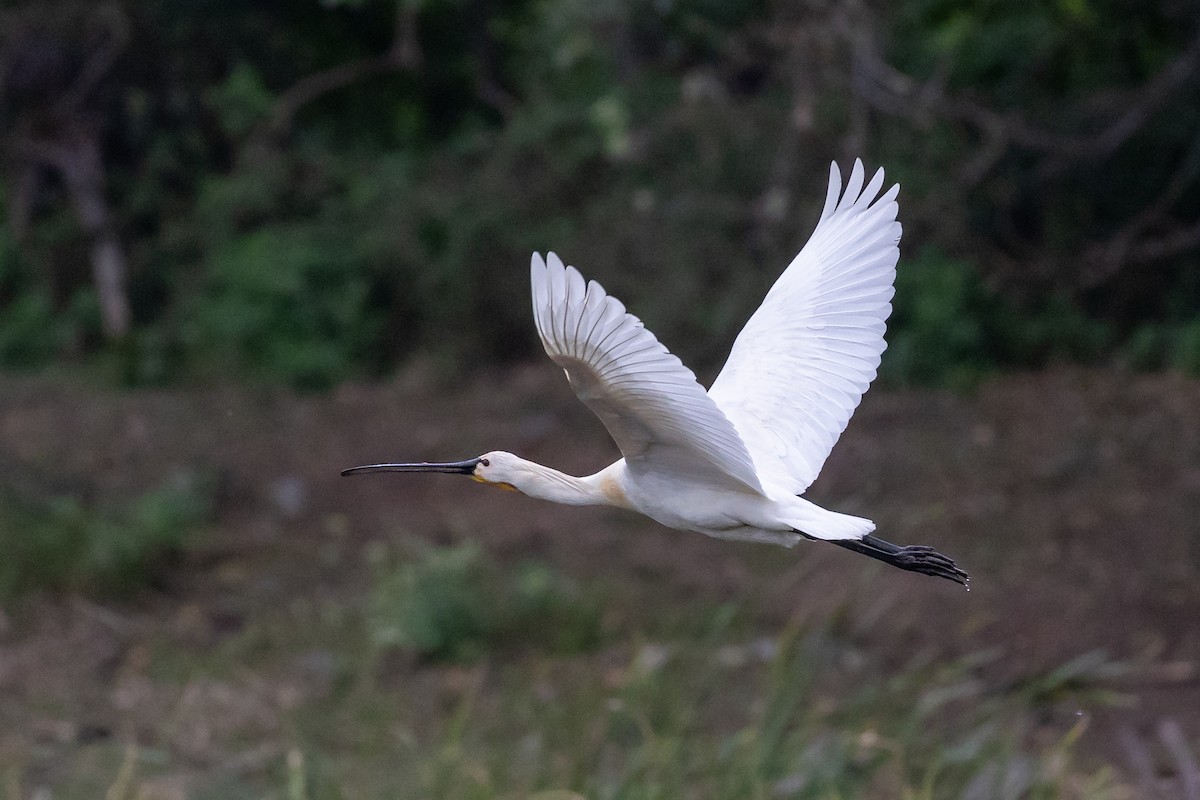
[343,160,969,586]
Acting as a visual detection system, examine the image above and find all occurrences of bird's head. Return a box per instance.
[341,450,523,492]
[469,451,523,490]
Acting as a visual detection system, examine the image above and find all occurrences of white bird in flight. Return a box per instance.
[344,160,968,586]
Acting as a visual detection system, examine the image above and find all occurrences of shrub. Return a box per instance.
[367,541,602,662]
[0,473,213,599]
[883,248,1111,387]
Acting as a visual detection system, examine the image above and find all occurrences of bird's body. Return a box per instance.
[344,160,969,585]
[462,453,869,549]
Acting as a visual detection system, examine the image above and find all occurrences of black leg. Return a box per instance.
[820,533,970,587]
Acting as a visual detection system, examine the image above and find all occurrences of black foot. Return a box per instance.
[826,534,970,587]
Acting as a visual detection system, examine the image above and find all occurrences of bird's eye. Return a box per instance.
[481,458,490,467]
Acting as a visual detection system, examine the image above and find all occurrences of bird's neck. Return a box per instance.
[512,459,631,509]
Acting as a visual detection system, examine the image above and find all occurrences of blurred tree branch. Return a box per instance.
[264,1,421,139]
[259,0,514,143]
[852,29,1200,181]
[845,13,1200,297]
[0,2,131,340]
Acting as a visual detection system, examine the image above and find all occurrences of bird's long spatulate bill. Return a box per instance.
[341,458,481,477]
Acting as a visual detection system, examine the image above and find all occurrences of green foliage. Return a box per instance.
[416,622,1129,799]
[1170,319,1200,376]
[885,0,1200,341]
[208,62,274,138]
[368,541,602,662]
[369,541,492,661]
[884,249,992,388]
[22,607,1138,798]
[0,227,99,369]
[884,248,1111,387]
[505,560,605,653]
[185,221,384,390]
[0,288,60,369]
[1010,649,1132,711]
[1122,318,1200,376]
[1124,323,1171,371]
[1,0,1195,387]
[0,474,213,599]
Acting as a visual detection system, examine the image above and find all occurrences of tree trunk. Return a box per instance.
[58,130,130,340]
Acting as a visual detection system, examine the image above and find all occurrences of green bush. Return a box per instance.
[418,621,1129,799]
[883,248,1111,387]
[2,0,1195,388]
[367,541,602,662]
[369,541,493,661]
[0,474,213,599]
[1170,319,1200,376]
[184,222,385,390]
[0,227,98,370]
[884,249,991,388]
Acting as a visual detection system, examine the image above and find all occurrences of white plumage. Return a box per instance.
[344,160,968,585]
[709,160,898,496]
[530,247,764,495]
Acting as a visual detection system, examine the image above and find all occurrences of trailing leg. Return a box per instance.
[816,533,970,586]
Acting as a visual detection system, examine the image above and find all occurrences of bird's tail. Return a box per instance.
[785,498,876,540]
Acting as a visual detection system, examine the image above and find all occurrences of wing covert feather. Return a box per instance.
[708,160,900,494]
[531,253,763,494]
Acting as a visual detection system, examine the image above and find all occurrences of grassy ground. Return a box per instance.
[1,365,1198,798]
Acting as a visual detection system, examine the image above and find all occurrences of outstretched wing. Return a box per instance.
[708,160,900,495]
[531,252,764,494]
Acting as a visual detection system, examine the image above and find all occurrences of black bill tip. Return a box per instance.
[341,457,482,477]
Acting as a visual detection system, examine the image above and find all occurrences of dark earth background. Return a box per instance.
[3,364,1198,796]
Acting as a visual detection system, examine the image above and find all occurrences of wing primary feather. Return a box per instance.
[819,161,842,224]
[861,167,885,207]
[581,281,608,354]
[547,253,567,348]
[530,253,547,343]
[837,159,865,213]
[565,265,588,358]
[543,253,561,349]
